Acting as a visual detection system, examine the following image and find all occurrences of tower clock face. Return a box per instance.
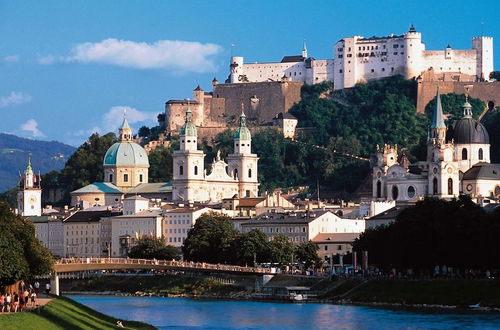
[29,195,37,204]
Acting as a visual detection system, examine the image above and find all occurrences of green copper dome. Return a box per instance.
[234,112,251,140]
[180,109,197,136]
[103,142,149,167]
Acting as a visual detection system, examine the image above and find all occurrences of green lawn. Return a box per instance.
[0,296,156,330]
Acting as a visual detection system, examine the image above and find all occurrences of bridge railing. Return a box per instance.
[55,257,271,274]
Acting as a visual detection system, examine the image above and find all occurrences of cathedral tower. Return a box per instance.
[172,109,206,201]
[227,111,259,197]
[17,155,42,217]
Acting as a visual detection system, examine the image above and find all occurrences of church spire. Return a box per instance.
[463,94,473,118]
[118,110,133,141]
[302,40,308,58]
[430,88,446,143]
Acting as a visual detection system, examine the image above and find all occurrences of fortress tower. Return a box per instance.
[17,155,42,217]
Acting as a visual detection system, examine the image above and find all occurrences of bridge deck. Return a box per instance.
[54,258,272,275]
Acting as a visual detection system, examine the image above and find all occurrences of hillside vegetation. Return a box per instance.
[0,133,75,192]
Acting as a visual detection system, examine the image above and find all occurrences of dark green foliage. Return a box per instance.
[353,196,500,271]
[0,187,18,208]
[138,126,151,137]
[0,133,75,193]
[128,236,181,260]
[424,93,484,122]
[294,241,320,268]
[182,212,238,263]
[148,146,173,182]
[482,107,500,162]
[59,133,116,192]
[269,234,294,264]
[489,71,500,81]
[0,201,54,287]
[232,229,271,266]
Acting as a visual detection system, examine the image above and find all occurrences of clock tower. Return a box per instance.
[17,155,42,217]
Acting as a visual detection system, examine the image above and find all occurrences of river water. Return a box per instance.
[69,295,500,329]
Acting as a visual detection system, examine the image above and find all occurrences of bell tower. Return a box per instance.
[17,154,42,217]
[227,110,259,198]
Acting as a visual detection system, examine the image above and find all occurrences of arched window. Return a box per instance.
[123,174,129,182]
[376,180,382,198]
[479,148,484,160]
[407,186,416,198]
[233,169,238,180]
[392,186,399,200]
[109,174,113,182]
[448,178,453,195]
[248,168,252,178]
[462,148,468,160]
[179,165,184,176]
[433,178,438,195]
[139,174,143,183]
[194,166,198,175]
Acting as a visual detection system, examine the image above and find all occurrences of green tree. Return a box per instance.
[424,93,484,122]
[148,146,173,182]
[294,241,320,268]
[232,229,271,266]
[0,201,53,287]
[482,107,500,162]
[59,132,116,192]
[489,71,500,81]
[182,212,238,263]
[269,234,294,264]
[138,126,151,138]
[252,128,287,192]
[128,236,181,260]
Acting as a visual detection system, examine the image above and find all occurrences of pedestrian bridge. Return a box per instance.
[54,257,271,275]
[51,258,273,295]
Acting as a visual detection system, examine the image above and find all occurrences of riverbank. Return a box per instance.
[61,275,500,312]
[0,296,156,329]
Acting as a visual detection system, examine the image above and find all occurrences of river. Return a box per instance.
[69,295,500,329]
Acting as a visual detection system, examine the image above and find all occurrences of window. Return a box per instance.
[233,169,238,180]
[338,245,342,250]
[324,245,328,251]
[462,148,468,160]
[109,174,113,182]
[123,174,128,182]
[407,186,416,198]
[433,178,438,195]
[179,165,184,176]
[194,166,198,175]
[248,168,252,178]
[246,190,250,197]
[448,178,453,195]
[392,186,399,200]
[479,148,484,160]
[376,180,382,198]
[139,174,143,182]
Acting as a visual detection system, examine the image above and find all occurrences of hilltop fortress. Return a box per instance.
[165,27,495,137]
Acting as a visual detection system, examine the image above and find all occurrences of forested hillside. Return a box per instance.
[0,133,75,192]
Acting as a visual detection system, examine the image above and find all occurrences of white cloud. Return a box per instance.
[0,91,32,108]
[62,38,222,73]
[37,55,56,65]
[20,119,45,138]
[101,106,157,134]
[3,55,19,63]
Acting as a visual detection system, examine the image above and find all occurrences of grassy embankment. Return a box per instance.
[322,279,500,308]
[62,274,253,296]
[0,296,155,330]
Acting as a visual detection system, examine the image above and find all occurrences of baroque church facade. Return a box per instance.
[172,109,259,202]
[373,91,499,202]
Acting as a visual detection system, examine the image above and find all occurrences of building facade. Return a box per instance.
[172,109,259,203]
[163,206,212,247]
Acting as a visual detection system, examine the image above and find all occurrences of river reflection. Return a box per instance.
[69,295,500,329]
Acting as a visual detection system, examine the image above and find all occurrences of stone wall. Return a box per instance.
[417,80,500,113]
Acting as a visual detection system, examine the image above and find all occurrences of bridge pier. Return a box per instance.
[50,272,60,296]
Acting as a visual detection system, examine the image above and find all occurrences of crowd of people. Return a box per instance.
[0,280,49,313]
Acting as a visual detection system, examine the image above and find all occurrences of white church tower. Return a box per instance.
[17,155,42,217]
[227,111,259,197]
[172,108,206,201]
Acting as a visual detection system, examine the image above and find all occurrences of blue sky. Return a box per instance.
[1,0,498,146]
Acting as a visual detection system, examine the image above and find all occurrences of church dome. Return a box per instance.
[103,142,149,167]
[180,109,197,136]
[234,112,251,140]
[450,99,489,144]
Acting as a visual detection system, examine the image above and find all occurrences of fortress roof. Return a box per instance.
[281,55,305,63]
[166,99,200,105]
